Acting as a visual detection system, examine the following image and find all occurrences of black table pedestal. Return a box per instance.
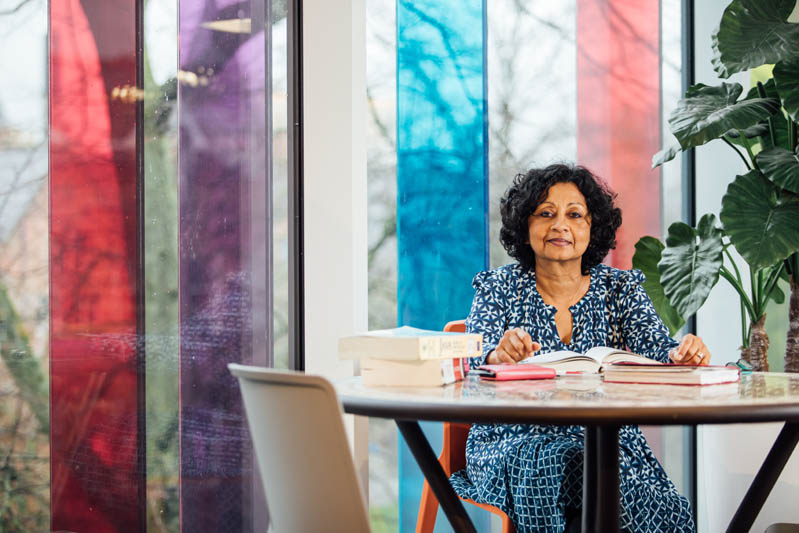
[396,420,477,533]
[583,425,620,533]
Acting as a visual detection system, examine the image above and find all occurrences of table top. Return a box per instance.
[336,372,799,426]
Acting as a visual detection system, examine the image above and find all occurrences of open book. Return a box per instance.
[519,346,660,373]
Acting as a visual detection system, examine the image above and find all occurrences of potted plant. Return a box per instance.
[632,0,799,371]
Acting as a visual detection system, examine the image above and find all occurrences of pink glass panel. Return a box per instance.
[49,0,141,531]
[577,0,661,269]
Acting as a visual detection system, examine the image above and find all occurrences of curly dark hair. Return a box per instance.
[499,163,622,274]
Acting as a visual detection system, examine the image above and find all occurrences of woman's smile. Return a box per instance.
[546,238,572,246]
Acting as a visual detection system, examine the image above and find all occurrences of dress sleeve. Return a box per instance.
[618,269,678,363]
[464,270,507,368]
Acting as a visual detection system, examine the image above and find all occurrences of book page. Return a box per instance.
[520,349,584,364]
[583,346,662,365]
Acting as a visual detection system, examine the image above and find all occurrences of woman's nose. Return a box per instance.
[551,213,569,230]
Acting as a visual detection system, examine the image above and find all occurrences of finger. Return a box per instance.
[503,330,528,361]
[530,341,542,353]
[675,335,694,359]
[684,336,705,363]
[670,346,688,363]
[517,329,535,355]
[495,347,517,364]
[699,348,711,366]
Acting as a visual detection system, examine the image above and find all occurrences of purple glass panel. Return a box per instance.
[178,1,270,530]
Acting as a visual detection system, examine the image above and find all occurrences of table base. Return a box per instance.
[397,420,799,533]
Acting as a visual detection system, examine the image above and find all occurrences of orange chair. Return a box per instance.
[415,320,516,533]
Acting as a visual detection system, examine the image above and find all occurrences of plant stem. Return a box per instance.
[789,116,797,152]
[757,81,778,148]
[760,263,785,312]
[724,247,748,345]
[740,134,759,169]
[722,136,752,169]
[724,245,744,286]
[720,266,757,322]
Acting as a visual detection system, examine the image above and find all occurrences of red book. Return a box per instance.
[603,362,740,385]
[475,363,556,381]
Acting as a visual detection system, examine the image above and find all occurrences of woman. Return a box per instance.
[450,164,709,533]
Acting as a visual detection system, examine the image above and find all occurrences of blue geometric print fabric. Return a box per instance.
[449,263,695,533]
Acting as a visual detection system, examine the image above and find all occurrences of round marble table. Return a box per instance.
[336,373,799,533]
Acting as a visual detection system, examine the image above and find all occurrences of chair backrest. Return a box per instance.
[229,364,371,533]
[441,320,471,475]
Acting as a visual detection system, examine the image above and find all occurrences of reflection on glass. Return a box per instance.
[0,3,49,530]
[50,0,143,529]
[46,0,287,529]
[178,0,278,530]
[144,0,179,528]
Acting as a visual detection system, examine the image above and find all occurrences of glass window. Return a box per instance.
[367,0,692,529]
[0,0,49,529]
[46,0,289,529]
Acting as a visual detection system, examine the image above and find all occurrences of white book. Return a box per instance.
[338,326,482,361]
[360,357,469,387]
[519,346,659,373]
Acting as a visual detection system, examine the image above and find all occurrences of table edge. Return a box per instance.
[339,395,799,425]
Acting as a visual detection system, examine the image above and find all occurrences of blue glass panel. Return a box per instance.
[396,0,489,530]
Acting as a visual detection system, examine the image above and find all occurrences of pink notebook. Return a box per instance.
[475,363,556,381]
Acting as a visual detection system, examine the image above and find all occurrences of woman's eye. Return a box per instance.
[568,212,583,218]
[538,211,553,217]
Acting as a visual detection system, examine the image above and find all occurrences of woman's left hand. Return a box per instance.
[668,334,711,366]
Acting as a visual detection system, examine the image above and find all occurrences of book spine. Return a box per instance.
[418,337,442,359]
[440,358,469,385]
[419,335,482,360]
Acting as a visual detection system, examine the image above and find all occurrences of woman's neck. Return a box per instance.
[534,260,586,302]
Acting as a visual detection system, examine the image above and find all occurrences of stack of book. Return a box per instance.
[338,326,483,387]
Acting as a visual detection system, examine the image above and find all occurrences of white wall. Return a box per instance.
[302,0,370,496]
[694,2,799,531]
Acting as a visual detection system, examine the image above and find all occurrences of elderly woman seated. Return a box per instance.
[450,164,710,533]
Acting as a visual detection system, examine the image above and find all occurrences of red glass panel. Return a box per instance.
[49,0,141,530]
[577,0,661,269]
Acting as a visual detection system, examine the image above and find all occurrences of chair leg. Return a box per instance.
[416,480,439,533]
[501,514,516,533]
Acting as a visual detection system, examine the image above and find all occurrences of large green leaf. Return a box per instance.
[720,169,799,270]
[711,0,799,78]
[756,147,799,193]
[774,57,799,121]
[745,78,792,151]
[668,83,780,150]
[652,143,680,169]
[632,237,686,335]
[658,214,724,319]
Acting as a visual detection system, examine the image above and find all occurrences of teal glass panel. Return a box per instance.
[396,0,489,530]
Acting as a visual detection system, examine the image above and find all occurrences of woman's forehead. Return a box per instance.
[540,182,587,204]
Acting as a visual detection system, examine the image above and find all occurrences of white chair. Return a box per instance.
[229,364,370,533]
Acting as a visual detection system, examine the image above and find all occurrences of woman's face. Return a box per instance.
[527,182,592,267]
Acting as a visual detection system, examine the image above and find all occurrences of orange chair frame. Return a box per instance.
[415,320,515,533]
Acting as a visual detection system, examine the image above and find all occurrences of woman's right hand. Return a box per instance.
[486,327,541,364]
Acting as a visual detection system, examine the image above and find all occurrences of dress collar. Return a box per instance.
[519,264,598,314]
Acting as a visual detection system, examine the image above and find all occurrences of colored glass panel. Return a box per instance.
[178,1,271,531]
[576,0,661,269]
[396,0,489,530]
[49,0,142,530]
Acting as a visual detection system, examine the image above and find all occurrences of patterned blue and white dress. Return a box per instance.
[449,263,695,533]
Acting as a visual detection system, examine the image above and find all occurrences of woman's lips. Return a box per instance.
[547,238,571,246]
